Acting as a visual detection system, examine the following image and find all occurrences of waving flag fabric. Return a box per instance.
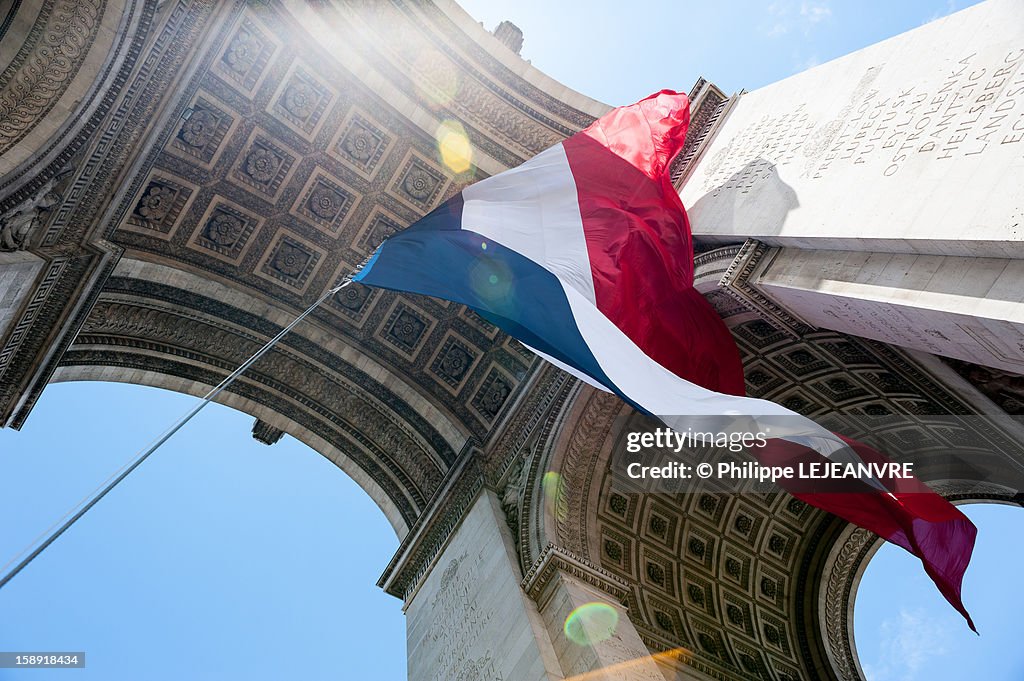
[354,90,976,629]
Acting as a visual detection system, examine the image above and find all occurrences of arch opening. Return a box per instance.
[0,380,406,680]
[852,501,1024,681]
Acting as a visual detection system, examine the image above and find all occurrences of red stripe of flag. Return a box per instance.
[562,91,746,396]
[563,90,977,630]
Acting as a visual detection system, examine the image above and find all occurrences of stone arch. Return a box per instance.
[50,362,416,536]
[815,484,1022,681]
[527,385,830,680]
[0,0,610,541]
[52,256,479,536]
[0,0,148,206]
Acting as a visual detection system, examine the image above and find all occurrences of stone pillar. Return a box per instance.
[380,460,563,681]
[522,546,669,681]
[677,0,1024,376]
[379,453,675,681]
[725,241,1024,373]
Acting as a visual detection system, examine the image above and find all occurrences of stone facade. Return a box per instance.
[1,2,1022,680]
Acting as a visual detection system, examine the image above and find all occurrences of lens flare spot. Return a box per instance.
[541,471,568,524]
[542,471,561,500]
[469,258,515,314]
[564,603,618,646]
[436,120,473,174]
[481,241,488,250]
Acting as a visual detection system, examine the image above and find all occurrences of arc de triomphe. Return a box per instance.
[1,2,1022,679]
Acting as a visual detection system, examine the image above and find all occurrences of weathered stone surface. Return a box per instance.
[682,0,1024,258]
[405,491,558,681]
[745,245,1024,374]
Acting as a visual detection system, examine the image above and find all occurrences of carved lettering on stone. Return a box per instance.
[423,550,502,681]
[699,47,1024,197]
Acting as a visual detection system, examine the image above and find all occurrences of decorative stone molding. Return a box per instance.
[251,418,284,445]
[552,390,625,556]
[377,448,486,603]
[485,363,570,480]
[0,0,105,158]
[719,239,815,338]
[1,0,150,212]
[521,543,631,612]
[62,274,460,523]
[693,244,743,284]
[671,78,734,189]
[377,372,597,606]
[0,0,202,430]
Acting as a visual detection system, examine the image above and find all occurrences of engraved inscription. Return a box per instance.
[423,550,503,681]
[701,47,1024,194]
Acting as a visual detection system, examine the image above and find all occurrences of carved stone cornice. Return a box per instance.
[631,632,741,681]
[819,525,875,681]
[485,362,571,481]
[719,238,815,338]
[480,360,582,569]
[0,0,215,429]
[0,0,150,210]
[0,0,105,159]
[520,543,630,612]
[553,389,625,557]
[693,244,743,291]
[671,78,735,190]
[63,274,461,506]
[514,372,581,569]
[377,447,485,603]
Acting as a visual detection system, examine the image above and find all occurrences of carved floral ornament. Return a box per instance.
[223,28,260,74]
[390,310,425,346]
[403,167,437,201]
[245,146,281,183]
[282,81,316,119]
[334,285,368,311]
[308,185,341,220]
[178,109,219,148]
[343,125,377,162]
[270,241,310,277]
[204,212,245,247]
[137,185,173,221]
[438,344,471,379]
[479,377,511,414]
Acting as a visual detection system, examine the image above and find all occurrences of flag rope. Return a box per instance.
[0,280,352,591]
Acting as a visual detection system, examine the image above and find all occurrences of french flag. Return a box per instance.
[354,91,977,629]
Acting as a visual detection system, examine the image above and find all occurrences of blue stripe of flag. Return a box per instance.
[353,195,620,400]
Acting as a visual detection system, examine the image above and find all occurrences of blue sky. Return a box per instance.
[2,2,1020,680]
[0,383,404,680]
[855,503,1023,681]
